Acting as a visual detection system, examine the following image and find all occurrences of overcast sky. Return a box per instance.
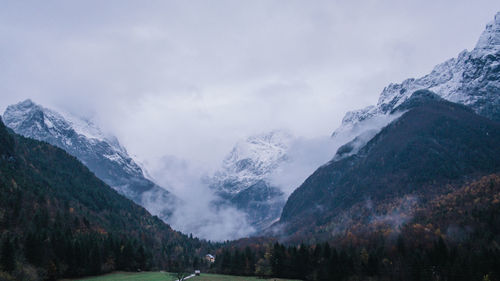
[1,1,499,169]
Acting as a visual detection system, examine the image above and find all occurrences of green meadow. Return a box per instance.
[67,272,299,281]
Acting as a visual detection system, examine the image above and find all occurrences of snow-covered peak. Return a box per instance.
[333,12,500,137]
[4,99,121,150]
[3,99,145,181]
[222,130,293,176]
[473,11,500,56]
[210,130,291,232]
[213,130,294,194]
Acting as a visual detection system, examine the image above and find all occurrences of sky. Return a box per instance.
[1,1,499,169]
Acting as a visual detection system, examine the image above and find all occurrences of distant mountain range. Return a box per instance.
[2,100,178,221]
[3,12,499,246]
[1,10,500,281]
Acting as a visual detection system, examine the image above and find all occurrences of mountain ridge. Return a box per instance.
[2,99,178,221]
[274,12,500,240]
[333,11,500,141]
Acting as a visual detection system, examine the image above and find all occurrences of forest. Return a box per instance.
[1,113,500,280]
[207,174,500,281]
[0,120,214,280]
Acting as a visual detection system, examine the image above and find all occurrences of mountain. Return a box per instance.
[273,12,500,240]
[0,117,211,279]
[278,90,500,238]
[2,100,177,220]
[333,11,500,141]
[209,131,293,232]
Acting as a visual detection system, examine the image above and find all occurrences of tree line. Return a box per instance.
[209,237,500,281]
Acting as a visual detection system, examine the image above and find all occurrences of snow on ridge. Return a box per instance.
[224,130,293,170]
[473,11,500,56]
[55,108,126,153]
[212,130,294,194]
[3,99,145,178]
[333,12,500,138]
[4,99,125,154]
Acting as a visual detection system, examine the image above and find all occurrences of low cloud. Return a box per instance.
[148,111,405,241]
[369,196,419,231]
[268,112,404,196]
[145,154,255,241]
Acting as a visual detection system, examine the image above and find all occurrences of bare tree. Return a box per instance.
[169,261,191,281]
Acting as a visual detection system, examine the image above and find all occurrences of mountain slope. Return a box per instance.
[0,117,210,279]
[279,91,500,236]
[209,131,292,232]
[275,12,500,240]
[2,99,177,220]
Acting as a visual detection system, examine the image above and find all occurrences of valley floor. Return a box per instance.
[61,272,177,281]
[63,272,299,281]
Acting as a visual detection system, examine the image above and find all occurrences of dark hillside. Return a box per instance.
[217,174,500,281]
[280,91,500,236]
[0,118,212,280]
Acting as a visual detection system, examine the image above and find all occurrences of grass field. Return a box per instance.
[66,271,177,281]
[66,272,299,281]
[191,273,297,280]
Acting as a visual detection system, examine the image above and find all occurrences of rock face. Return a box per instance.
[209,130,293,232]
[334,11,500,139]
[2,99,177,220]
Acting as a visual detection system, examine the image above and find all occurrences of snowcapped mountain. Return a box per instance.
[277,12,500,239]
[333,12,500,139]
[3,99,177,220]
[213,130,293,194]
[210,130,294,232]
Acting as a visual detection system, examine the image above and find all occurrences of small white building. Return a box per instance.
[205,254,215,263]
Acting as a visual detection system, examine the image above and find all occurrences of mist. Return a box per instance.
[268,112,405,196]
[144,154,255,241]
[140,111,406,241]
